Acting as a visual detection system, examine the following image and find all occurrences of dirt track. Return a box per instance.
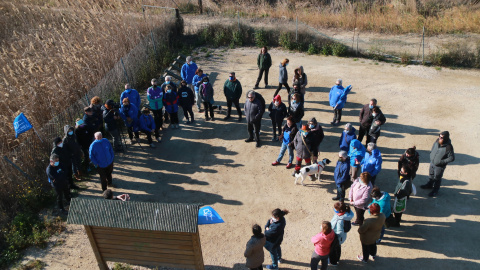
[20,47,480,269]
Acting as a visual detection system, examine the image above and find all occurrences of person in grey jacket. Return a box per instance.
[273,58,290,100]
[244,224,266,270]
[420,131,455,197]
[293,125,317,175]
[244,90,265,148]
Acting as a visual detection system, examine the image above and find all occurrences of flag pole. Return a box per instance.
[32,126,44,143]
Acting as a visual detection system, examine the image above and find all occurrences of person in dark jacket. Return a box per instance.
[333,150,351,201]
[264,208,289,270]
[244,224,266,270]
[393,165,413,226]
[420,131,455,197]
[288,93,304,130]
[51,137,79,189]
[293,125,317,175]
[63,125,82,180]
[292,67,307,95]
[339,123,357,153]
[161,76,177,123]
[46,154,71,214]
[89,132,115,191]
[358,99,386,144]
[368,107,385,144]
[119,97,139,142]
[200,77,215,121]
[273,58,290,100]
[147,78,163,142]
[268,95,288,141]
[163,85,180,128]
[255,46,272,89]
[308,117,324,164]
[89,96,104,133]
[75,118,93,172]
[83,106,98,134]
[272,116,298,168]
[244,90,265,148]
[397,146,420,179]
[178,80,195,124]
[223,72,243,121]
[138,108,156,148]
[102,99,123,152]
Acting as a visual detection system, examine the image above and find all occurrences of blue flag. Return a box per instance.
[13,113,33,138]
[198,206,224,225]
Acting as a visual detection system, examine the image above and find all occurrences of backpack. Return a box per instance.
[343,220,352,233]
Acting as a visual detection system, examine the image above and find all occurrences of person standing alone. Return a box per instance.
[254,47,272,89]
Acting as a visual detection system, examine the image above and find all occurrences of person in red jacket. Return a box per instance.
[310,221,335,270]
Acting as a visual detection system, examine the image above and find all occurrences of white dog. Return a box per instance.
[294,158,331,186]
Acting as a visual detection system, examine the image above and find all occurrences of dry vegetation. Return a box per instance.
[206,0,480,35]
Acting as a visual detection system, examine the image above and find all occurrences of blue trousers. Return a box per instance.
[269,245,282,268]
[277,142,294,163]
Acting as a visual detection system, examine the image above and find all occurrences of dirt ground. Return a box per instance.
[19,47,480,270]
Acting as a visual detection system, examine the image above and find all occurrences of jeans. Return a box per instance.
[97,162,114,191]
[269,245,281,268]
[226,98,242,118]
[361,243,377,262]
[151,109,163,138]
[310,251,328,270]
[255,68,269,86]
[271,120,283,137]
[195,91,203,110]
[277,142,294,163]
[295,121,302,130]
[427,162,446,192]
[354,207,366,225]
[182,105,194,121]
[336,182,351,200]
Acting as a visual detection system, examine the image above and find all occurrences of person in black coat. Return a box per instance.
[102,99,123,152]
[63,125,82,180]
[178,80,195,124]
[268,95,288,141]
[308,117,325,163]
[51,137,79,189]
[244,90,265,148]
[264,208,289,269]
[46,154,71,213]
[75,118,94,172]
[288,93,304,130]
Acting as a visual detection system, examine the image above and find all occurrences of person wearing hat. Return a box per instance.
[223,72,243,122]
[139,107,156,148]
[200,76,215,121]
[119,97,139,143]
[292,124,317,175]
[147,78,164,142]
[268,95,288,141]
[120,84,141,114]
[102,99,123,152]
[420,131,455,197]
[89,132,115,191]
[357,203,386,263]
[51,137,79,190]
[74,118,93,172]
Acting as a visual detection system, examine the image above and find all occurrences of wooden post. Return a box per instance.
[192,231,205,270]
[85,226,108,270]
[198,0,203,14]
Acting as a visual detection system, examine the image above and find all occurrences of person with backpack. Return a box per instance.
[244,90,265,148]
[329,202,354,266]
[393,165,413,227]
[264,208,289,270]
[310,221,335,270]
[268,95,288,141]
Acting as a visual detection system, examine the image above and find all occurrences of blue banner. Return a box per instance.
[198,206,224,225]
[13,113,33,138]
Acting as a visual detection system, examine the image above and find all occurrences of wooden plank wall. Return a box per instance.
[90,226,204,270]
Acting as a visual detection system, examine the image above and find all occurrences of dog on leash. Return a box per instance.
[294,158,331,186]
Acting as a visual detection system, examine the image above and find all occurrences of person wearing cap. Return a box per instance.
[51,137,79,190]
[421,131,455,197]
[139,108,156,148]
[292,125,317,175]
[119,97,139,142]
[254,46,272,89]
[163,85,180,128]
[360,142,382,186]
[102,99,123,152]
[358,98,386,144]
[223,72,243,122]
[268,95,288,141]
[329,79,352,126]
[181,56,198,90]
[308,117,324,164]
[200,77,215,121]
[178,80,195,124]
[75,118,93,172]
[120,84,141,113]
[192,68,207,112]
[272,116,298,168]
[244,90,265,148]
[147,78,164,143]
[82,106,97,134]
[46,154,71,214]
[357,203,386,263]
[288,93,304,130]
[89,132,114,191]
[339,123,357,153]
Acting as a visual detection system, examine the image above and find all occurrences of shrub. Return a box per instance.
[332,43,348,57]
[400,52,412,64]
[307,43,317,55]
[428,42,476,67]
[279,32,295,50]
[231,29,244,48]
[254,29,269,48]
[321,44,332,55]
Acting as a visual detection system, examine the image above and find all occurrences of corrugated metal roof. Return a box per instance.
[67,198,201,233]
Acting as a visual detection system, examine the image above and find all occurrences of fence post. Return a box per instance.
[120,58,130,84]
[3,156,34,182]
[296,16,298,42]
[237,11,240,29]
[198,0,202,14]
[422,25,425,65]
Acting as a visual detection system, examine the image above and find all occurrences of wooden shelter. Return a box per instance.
[67,198,204,270]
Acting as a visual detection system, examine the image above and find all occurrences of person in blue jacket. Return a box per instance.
[369,186,392,243]
[264,208,289,269]
[147,78,163,143]
[349,139,366,182]
[89,132,114,191]
[163,85,180,128]
[119,97,139,142]
[361,142,383,186]
[120,84,141,113]
[339,123,357,153]
[181,56,198,89]
[333,150,351,201]
[329,79,352,126]
[138,107,156,148]
[192,68,207,112]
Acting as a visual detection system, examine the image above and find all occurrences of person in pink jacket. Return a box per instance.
[349,172,373,226]
[310,221,335,270]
